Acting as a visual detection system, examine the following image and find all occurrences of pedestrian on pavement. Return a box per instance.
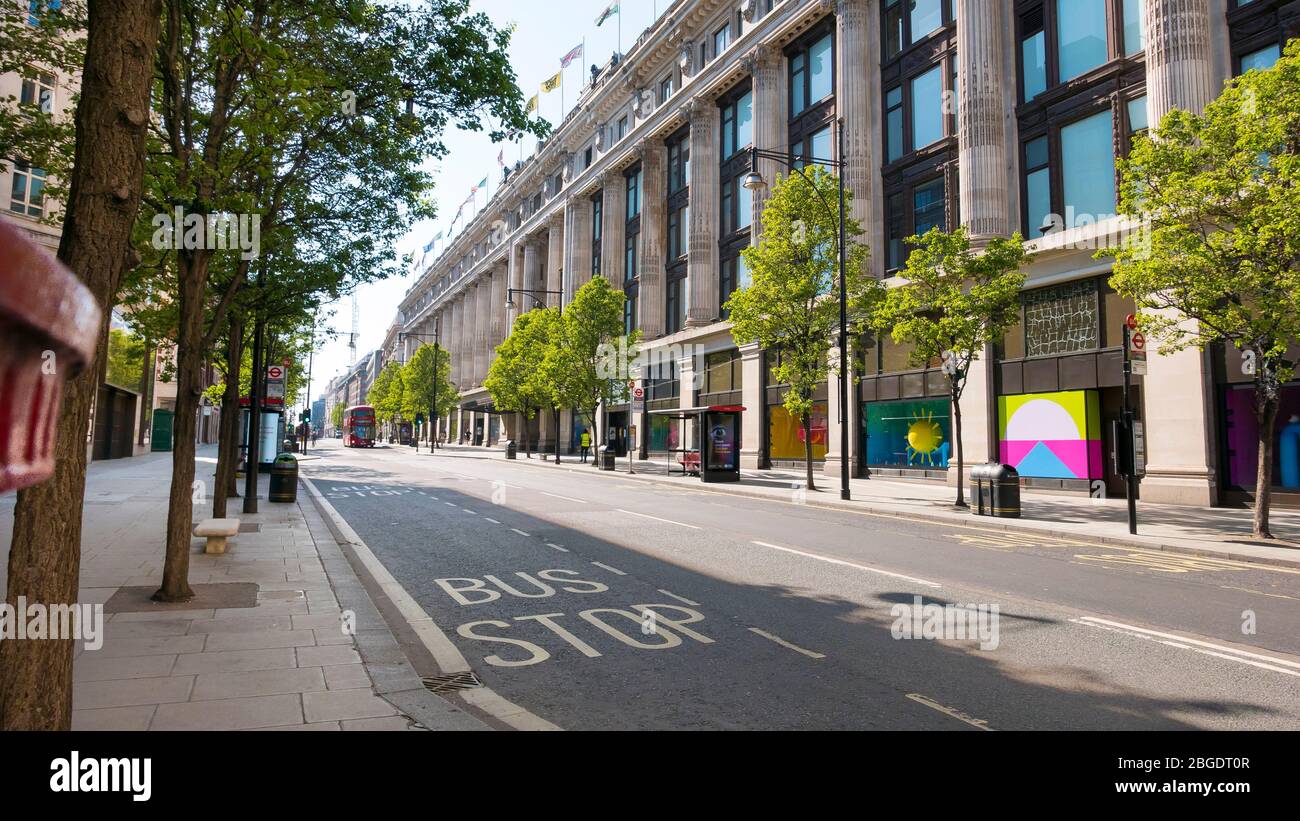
[580,429,591,463]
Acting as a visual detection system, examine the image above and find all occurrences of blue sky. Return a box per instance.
[307,0,667,409]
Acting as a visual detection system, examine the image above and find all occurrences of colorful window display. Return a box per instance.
[864,399,951,468]
[998,390,1103,480]
[1223,384,1300,490]
[769,404,828,461]
[648,414,681,452]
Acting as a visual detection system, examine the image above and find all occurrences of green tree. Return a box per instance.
[104,328,147,390]
[548,278,638,459]
[870,226,1030,507]
[331,400,345,432]
[488,309,561,458]
[368,360,404,436]
[1106,42,1300,539]
[401,344,457,445]
[729,166,874,492]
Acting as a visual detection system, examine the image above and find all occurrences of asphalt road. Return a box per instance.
[303,439,1300,730]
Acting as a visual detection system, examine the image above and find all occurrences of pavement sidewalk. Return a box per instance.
[438,444,1300,569]
[0,446,488,731]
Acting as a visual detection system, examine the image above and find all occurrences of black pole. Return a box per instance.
[1122,326,1138,535]
[838,120,850,502]
[431,334,439,451]
[243,265,265,515]
[302,314,315,456]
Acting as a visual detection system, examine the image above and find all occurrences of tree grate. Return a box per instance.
[421,671,482,694]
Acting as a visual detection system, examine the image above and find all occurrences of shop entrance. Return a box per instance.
[606,410,629,457]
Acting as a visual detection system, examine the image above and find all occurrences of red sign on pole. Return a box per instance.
[267,365,284,381]
[1131,332,1146,351]
[1125,314,1138,331]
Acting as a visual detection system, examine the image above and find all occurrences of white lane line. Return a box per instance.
[747,627,826,659]
[905,693,994,731]
[546,543,570,553]
[463,509,477,515]
[615,508,701,530]
[510,528,531,537]
[417,491,427,496]
[656,589,699,606]
[484,517,500,524]
[444,501,457,507]
[590,561,627,576]
[1071,616,1300,678]
[542,491,587,503]
[750,541,942,589]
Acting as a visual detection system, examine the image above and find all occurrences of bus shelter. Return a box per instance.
[648,405,745,483]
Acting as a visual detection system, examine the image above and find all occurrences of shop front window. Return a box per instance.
[769,404,828,461]
[864,398,951,468]
[1223,384,1300,490]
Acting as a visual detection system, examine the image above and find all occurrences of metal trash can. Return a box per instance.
[972,463,1020,518]
[598,445,616,471]
[505,439,517,460]
[269,453,299,503]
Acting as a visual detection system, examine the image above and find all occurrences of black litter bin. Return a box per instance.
[972,463,1020,518]
[269,453,299,503]
[505,439,517,460]
[598,445,616,471]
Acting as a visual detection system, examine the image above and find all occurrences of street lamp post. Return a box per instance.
[506,287,564,463]
[743,118,855,501]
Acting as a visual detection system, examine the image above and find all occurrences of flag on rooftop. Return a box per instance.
[541,71,562,94]
[561,43,583,68]
[595,3,618,27]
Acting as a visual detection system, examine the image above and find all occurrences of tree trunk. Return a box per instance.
[155,256,209,602]
[0,0,162,731]
[953,385,967,508]
[1254,395,1278,540]
[803,416,816,492]
[213,310,244,518]
[136,342,154,446]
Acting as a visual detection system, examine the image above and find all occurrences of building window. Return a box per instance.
[885,177,946,274]
[1024,136,1052,237]
[719,255,751,317]
[624,297,636,335]
[1020,10,1047,102]
[617,116,628,140]
[591,194,603,276]
[584,147,593,168]
[668,204,689,259]
[1060,109,1116,225]
[721,175,753,236]
[720,90,753,160]
[1123,0,1145,56]
[910,65,945,150]
[20,72,55,113]
[883,0,950,60]
[624,233,637,284]
[626,169,641,219]
[668,134,690,194]
[660,77,674,104]
[1239,44,1281,74]
[885,86,904,162]
[666,276,684,335]
[1057,0,1108,82]
[790,31,834,117]
[792,126,832,170]
[884,60,953,164]
[713,23,731,60]
[9,161,46,218]
[1022,279,1100,357]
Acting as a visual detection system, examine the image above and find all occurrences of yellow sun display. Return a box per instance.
[906,410,945,467]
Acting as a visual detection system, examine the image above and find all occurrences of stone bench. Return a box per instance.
[193,518,240,555]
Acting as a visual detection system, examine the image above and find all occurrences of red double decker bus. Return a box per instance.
[343,405,377,448]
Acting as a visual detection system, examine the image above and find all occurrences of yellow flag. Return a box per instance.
[541,71,562,94]
[525,94,538,114]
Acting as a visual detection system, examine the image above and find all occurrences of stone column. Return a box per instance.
[464,288,479,388]
[955,0,1011,241]
[523,238,543,311]
[601,170,627,285]
[748,43,785,242]
[489,264,506,369]
[565,195,594,299]
[1138,0,1218,505]
[475,276,491,386]
[445,296,460,388]
[508,241,525,328]
[739,342,764,470]
[686,95,720,326]
[638,139,667,339]
[546,215,564,308]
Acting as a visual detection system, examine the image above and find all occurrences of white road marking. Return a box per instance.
[1071,616,1300,678]
[542,491,587,503]
[590,561,627,576]
[511,528,531,537]
[546,543,570,552]
[463,509,477,515]
[748,628,825,659]
[906,693,994,731]
[484,517,500,524]
[417,491,427,496]
[656,589,699,606]
[615,508,701,530]
[444,501,457,507]
[750,541,943,589]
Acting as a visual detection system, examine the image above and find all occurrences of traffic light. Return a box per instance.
[300,409,312,423]
[415,412,425,424]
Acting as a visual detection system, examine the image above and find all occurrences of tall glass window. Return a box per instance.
[1057,0,1108,82]
[721,91,753,159]
[1240,44,1281,74]
[913,179,945,237]
[911,65,945,149]
[910,0,942,44]
[1061,110,1116,225]
[1025,136,1052,235]
[808,34,834,103]
[1123,0,1145,55]
[1022,30,1047,101]
[884,0,903,59]
[885,86,903,162]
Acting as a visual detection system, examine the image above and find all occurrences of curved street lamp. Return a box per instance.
[742,117,858,500]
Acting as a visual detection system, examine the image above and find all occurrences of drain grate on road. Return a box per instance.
[421,671,482,694]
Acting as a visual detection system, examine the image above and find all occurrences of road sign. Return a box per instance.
[1131,332,1146,351]
[1126,314,1138,331]
[266,381,286,400]
[267,365,285,381]
[633,387,645,400]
